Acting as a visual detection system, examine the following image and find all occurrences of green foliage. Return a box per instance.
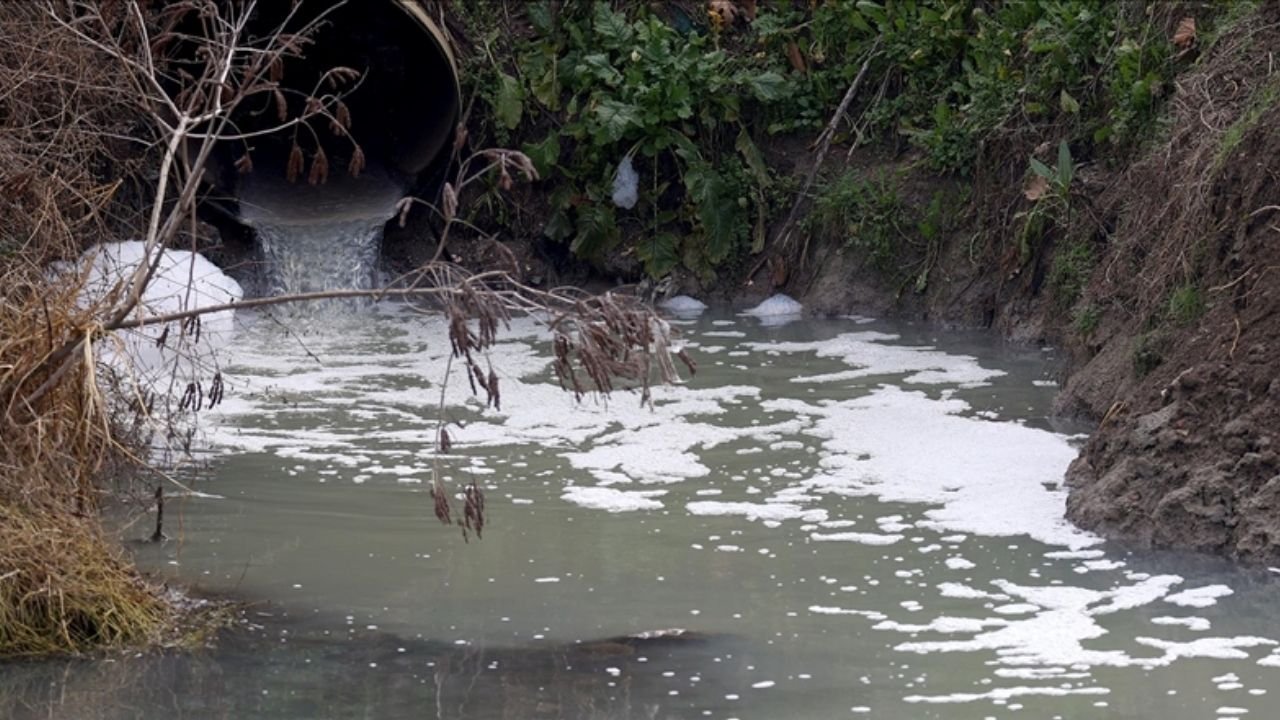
[808,170,905,272]
[498,3,801,277]
[459,1,1204,276]
[1133,332,1164,378]
[1016,141,1076,266]
[1167,283,1206,325]
[806,171,962,291]
[1048,237,1093,308]
[1073,304,1100,337]
[755,1,1187,174]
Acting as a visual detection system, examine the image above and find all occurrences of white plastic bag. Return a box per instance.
[611,155,639,209]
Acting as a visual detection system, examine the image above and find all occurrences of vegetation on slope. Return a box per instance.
[448,0,1214,288]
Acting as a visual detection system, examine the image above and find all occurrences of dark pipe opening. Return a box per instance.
[207,0,458,218]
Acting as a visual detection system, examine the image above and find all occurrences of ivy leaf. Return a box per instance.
[495,73,524,130]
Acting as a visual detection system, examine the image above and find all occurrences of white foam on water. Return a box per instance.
[747,332,1005,387]
[660,295,708,314]
[742,293,803,317]
[873,617,1007,634]
[904,685,1110,704]
[1166,585,1234,608]
[764,387,1097,549]
[193,306,1279,715]
[687,501,827,524]
[810,532,902,546]
[561,487,665,512]
[1152,616,1212,631]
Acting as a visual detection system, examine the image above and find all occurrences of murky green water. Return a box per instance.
[5,304,1280,719]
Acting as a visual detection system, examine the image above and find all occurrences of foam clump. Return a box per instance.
[744,293,803,316]
[743,294,803,326]
[77,241,243,379]
[661,295,709,314]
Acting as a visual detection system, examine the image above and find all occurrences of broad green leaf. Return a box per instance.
[494,73,524,130]
[580,53,623,86]
[735,129,770,187]
[593,4,632,46]
[527,2,554,36]
[855,0,888,28]
[636,232,680,278]
[593,99,641,143]
[746,71,788,102]
[521,134,561,175]
[1029,157,1055,180]
[1059,89,1080,114]
[570,204,619,257]
[1057,140,1074,188]
[530,58,561,110]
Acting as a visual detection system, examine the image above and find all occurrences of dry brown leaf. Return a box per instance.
[786,42,807,73]
[1024,174,1048,202]
[711,0,732,24]
[709,0,757,24]
[1173,17,1196,49]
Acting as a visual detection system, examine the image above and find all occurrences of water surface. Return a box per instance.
[5,307,1279,720]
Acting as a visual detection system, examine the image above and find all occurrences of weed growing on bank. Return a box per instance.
[450,0,1224,283]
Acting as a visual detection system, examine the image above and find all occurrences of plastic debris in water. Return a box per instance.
[611,155,639,209]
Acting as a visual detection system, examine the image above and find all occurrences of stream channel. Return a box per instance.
[6,304,1280,719]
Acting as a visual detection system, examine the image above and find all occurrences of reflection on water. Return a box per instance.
[2,628,745,720]
[4,307,1280,719]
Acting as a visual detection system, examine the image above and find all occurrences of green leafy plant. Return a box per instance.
[1016,140,1075,266]
[1167,283,1206,325]
[505,3,793,278]
[808,170,906,273]
[1073,304,1100,337]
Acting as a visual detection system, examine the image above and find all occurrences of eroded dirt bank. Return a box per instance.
[1060,6,1280,562]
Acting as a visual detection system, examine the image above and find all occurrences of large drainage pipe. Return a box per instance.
[208,0,460,219]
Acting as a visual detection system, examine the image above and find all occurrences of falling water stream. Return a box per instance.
[238,170,405,297]
[4,297,1280,719]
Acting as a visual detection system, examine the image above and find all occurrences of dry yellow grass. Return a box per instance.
[0,2,180,658]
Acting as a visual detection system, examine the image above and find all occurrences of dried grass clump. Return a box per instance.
[0,507,175,657]
[0,3,175,657]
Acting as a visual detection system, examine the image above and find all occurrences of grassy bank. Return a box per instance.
[0,2,179,657]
